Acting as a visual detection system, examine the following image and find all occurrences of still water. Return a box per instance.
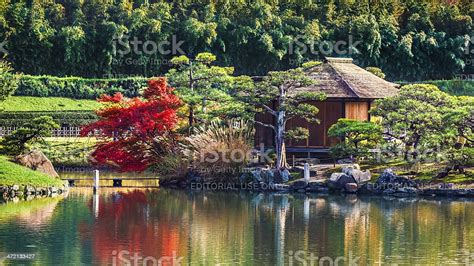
[0,188,473,265]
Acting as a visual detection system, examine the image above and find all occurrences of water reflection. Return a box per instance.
[0,189,474,265]
[0,196,63,228]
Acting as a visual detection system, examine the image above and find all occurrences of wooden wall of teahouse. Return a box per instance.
[285,101,343,148]
[254,100,372,148]
[344,101,370,121]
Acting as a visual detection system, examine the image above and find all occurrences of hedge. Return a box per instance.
[13,75,149,99]
[0,111,98,127]
[426,80,474,96]
[399,80,474,96]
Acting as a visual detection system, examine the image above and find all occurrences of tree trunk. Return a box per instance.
[189,105,194,128]
[188,62,194,128]
[275,111,287,169]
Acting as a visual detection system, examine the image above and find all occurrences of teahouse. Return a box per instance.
[254,57,399,156]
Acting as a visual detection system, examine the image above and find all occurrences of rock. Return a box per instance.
[308,180,326,188]
[306,186,329,193]
[169,179,179,185]
[382,188,396,194]
[12,185,20,191]
[397,187,418,194]
[178,181,187,188]
[329,174,356,190]
[351,169,371,184]
[16,150,59,178]
[186,171,202,183]
[375,169,417,191]
[439,183,454,189]
[345,183,358,193]
[273,169,291,183]
[25,195,35,201]
[239,172,251,183]
[36,188,46,196]
[251,169,263,183]
[329,173,345,182]
[273,184,290,192]
[261,169,275,184]
[337,159,354,164]
[357,183,377,194]
[25,185,36,195]
[342,164,361,175]
[291,180,308,190]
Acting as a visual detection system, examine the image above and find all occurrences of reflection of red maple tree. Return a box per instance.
[81,78,182,172]
[81,190,182,265]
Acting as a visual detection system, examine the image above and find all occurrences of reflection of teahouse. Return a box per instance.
[254,57,399,156]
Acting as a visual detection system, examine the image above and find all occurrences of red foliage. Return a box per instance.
[81,78,182,172]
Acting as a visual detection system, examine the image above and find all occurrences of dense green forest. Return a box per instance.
[0,0,472,81]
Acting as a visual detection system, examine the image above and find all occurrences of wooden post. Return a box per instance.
[304,163,310,184]
[93,169,99,193]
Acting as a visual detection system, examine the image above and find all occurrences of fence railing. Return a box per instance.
[0,126,83,137]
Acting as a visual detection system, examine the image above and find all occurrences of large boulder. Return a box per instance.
[341,164,361,175]
[345,183,358,193]
[375,169,417,190]
[273,168,291,183]
[290,179,308,190]
[16,150,59,178]
[351,169,371,184]
[329,173,356,190]
[250,168,290,185]
[261,169,275,184]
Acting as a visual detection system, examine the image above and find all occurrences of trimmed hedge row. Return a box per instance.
[427,80,474,96]
[0,111,98,126]
[13,75,149,99]
[399,80,474,96]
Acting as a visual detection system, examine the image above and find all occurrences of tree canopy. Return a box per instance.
[0,0,472,81]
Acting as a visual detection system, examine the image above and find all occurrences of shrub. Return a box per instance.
[14,75,148,99]
[183,119,255,181]
[149,153,189,180]
[398,80,474,96]
[366,67,386,79]
[1,116,59,155]
[0,61,19,101]
[328,119,382,162]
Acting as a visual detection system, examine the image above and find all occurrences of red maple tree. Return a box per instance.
[81,78,182,172]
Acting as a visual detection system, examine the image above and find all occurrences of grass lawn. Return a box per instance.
[0,156,64,187]
[0,96,102,111]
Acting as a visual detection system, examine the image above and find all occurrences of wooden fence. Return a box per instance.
[0,126,83,137]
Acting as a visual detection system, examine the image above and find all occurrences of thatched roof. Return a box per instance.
[295,57,399,99]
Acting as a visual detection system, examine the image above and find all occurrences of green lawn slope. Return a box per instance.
[0,156,64,187]
[0,96,101,111]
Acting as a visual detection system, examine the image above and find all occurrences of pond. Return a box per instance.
[0,188,473,265]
